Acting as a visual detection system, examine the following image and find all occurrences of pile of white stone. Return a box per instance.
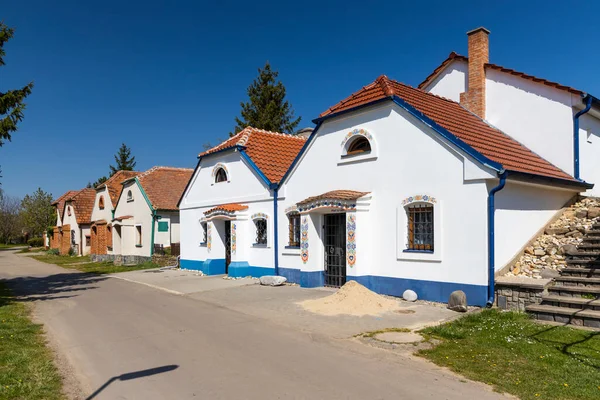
[508,197,600,279]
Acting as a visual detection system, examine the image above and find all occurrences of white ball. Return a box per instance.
[402,289,418,302]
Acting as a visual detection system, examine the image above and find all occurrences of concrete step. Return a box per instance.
[548,285,600,299]
[566,259,600,266]
[566,251,600,257]
[560,267,600,277]
[585,229,600,235]
[582,236,600,243]
[576,244,600,250]
[541,295,600,311]
[554,277,600,290]
[526,304,600,328]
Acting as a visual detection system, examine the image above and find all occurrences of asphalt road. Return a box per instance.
[0,250,509,400]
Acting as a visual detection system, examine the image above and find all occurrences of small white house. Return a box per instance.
[111,166,192,264]
[419,27,600,195]
[90,170,140,259]
[50,190,78,252]
[178,127,306,277]
[60,188,96,256]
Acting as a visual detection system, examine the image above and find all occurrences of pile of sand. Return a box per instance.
[299,280,401,316]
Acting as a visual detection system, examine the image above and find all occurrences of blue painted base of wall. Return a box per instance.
[300,270,325,288]
[278,267,301,284]
[228,262,275,278]
[180,259,226,275]
[347,275,487,307]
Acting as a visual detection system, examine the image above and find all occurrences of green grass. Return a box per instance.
[0,244,25,250]
[0,283,64,400]
[356,327,411,338]
[419,309,600,400]
[16,247,46,254]
[31,253,160,274]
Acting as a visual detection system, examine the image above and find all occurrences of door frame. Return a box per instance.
[323,213,347,288]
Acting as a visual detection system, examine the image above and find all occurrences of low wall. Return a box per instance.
[495,277,551,311]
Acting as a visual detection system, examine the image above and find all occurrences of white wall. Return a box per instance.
[112,180,153,257]
[422,60,467,102]
[61,202,92,256]
[579,112,600,195]
[90,187,114,223]
[494,181,576,271]
[279,102,492,287]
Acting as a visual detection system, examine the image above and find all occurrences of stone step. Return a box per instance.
[582,236,600,243]
[526,304,600,327]
[554,276,600,288]
[585,229,600,235]
[593,223,600,229]
[541,295,600,311]
[577,244,600,250]
[560,267,600,277]
[566,251,600,257]
[566,259,600,266]
[548,285,600,299]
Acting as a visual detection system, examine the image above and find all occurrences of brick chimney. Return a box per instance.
[460,27,490,119]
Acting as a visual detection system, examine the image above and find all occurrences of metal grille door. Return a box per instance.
[225,220,231,274]
[324,213,346,288]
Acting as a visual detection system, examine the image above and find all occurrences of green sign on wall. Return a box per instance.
[157,221,169,232]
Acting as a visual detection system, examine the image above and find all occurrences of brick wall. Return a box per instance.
[90,223,109,255]
[60,224,71,255]
[50,226,61,249]
[460,27,489,119]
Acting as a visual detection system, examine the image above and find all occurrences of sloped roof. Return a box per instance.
[204,203,248,215]
[200,127,307,184]
[137,166,194,211]
[97,170,141,207]
[297,190,370,205]
[52,190,79,216]
[417,52,584,95]
[319,75,575,181]
[66,188,96,225]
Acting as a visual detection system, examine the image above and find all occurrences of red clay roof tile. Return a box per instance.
[66,188,96,225]
[52,190,79,218]
[320,75,574,181]
[98,170,141,207]
[297,190,370,205]
[200,127,306,184]
[137,166,194,211]
[204,203,249,215]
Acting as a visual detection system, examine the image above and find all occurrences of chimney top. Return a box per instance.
[466,27,490,36]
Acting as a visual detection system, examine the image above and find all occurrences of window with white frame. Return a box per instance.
[214,168,228,183]
[346,136,371,155]
[288,213,300,247]
[127,190,134,202]
[254,218,267,245]
[406,203,434,251]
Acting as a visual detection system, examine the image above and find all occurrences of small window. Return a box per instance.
[254,219,267,245]
[67,206,72,216]
[201,222,207,244]
[85,235,91,247]
[127,190,133,202]
[157,221,169,232]
[347,137,371,155]
[136,225,142,247]
[215,168,228,183]
[99,196,105,210]
[407,204,434,251]
[288,213,300,247]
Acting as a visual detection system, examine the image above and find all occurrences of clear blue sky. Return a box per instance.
[2,0,600,199]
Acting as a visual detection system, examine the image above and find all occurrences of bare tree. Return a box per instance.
[0,189,23,244]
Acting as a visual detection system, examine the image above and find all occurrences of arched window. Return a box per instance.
[347,136,371,155]
[127,190,133,202]
[215,168,228,183]
[406,203,434,251]
[99,196,105,210]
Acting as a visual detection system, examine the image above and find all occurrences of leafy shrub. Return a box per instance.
[47,248,59,255]
[67,247,76,256]
[27,237,44,248]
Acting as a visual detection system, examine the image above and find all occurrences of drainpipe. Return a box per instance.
[573,95,593,180]
[487,172,507,307]
[150,210,157,256]
[273,187,279,276]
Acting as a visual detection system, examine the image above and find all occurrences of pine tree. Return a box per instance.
[0,22,34,147]
[109,143,136,176]
[232,62,300,135]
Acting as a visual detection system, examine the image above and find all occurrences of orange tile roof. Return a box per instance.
[137,166,194,211]
[418,52,584,95]
[98,170,141,207]
[297,190,370,205]
[66,188,96,225]
[200,127,307,184]
[52,190,79,217]
[204,203,249,215]
[319,75,574,181]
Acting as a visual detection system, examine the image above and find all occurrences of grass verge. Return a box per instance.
[0,244,25,250]
[419,309,600,400]
[31,254,160,274]
[0,282,64,400]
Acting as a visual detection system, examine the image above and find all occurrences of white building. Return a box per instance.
[90,170,140,259]
[60,188,96,256]
[419,27,600,195]
[178,127,306,277]
[111,166,192,264]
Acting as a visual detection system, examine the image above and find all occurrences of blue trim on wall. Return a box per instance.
[347,276,487,306]
[279,267,301,284]
[300,270,325,288]
[278,121,323,186]
[228,261,275,278]
[239,150,273,188]
[180,259,226,275]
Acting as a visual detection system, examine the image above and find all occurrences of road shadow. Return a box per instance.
[1,273,108,303]
[86,365,179,399]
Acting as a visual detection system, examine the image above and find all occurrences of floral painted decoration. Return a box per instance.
[207,222,212,252]
[231,222,236,254]
[300,216,309,264]
[346,213,356,267]
[340,128,373,148]
[402,194,437,206]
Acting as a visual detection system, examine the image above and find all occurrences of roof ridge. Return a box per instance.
[387,77,459,104]
[246,127,307,141]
